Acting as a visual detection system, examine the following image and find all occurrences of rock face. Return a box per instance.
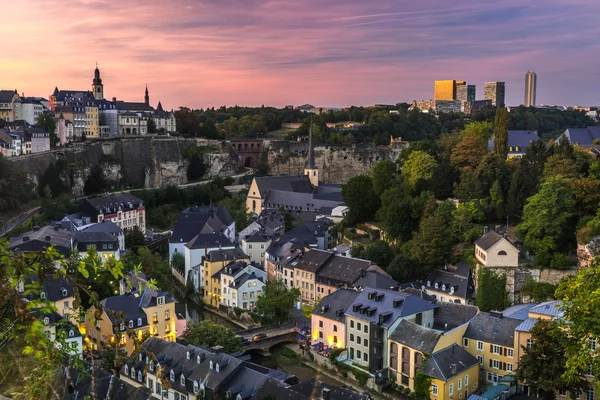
[9,137,406,193]
[10,137,240,194]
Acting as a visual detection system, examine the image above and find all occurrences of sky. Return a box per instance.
[1,0,599,109]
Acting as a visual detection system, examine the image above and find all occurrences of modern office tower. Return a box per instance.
[484,82,506,107]
[456,84,476,102]
[434,80,457,101]
[525,71,537,107]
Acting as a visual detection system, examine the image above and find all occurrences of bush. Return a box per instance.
[521,278,557,302]
[234,307,242,317]
[403,388,411,395]
[328,347,344,362]
[550,253,573,270]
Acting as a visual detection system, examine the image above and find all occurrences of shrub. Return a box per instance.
[403,388,411,395]
[234,307,242,317]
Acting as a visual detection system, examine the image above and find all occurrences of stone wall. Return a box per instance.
[264,140,405,184]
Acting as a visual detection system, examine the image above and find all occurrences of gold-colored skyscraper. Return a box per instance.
[434,80,457,100]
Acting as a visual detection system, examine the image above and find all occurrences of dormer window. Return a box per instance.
[194,381,199,393]
[170,370,175,382]
[146,356,149,364]
[210,360,213,369]
[216,363,220,372]
[450,287,455,294]
[149,363,154,372]
[43,317,49,325]
[427,281,431,287]
[197,355,201,364]
[69,330,74,337]
[157,296,165,306]
[137,371,142,382]
[187,351,190,360]
[139,353,143,362]
[434,283,438,289]
[124,365,129,376]
[131,367,135,378]
[40,292,46,299]
[138,318,142,326]
[181,374,185,386]
[120,323,125,331]
[442,285,446,291]
[128,320,133,328]
[62,288,68,297]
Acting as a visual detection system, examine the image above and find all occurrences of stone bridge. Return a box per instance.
[239,331,297,355]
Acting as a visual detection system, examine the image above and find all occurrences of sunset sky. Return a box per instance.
[2,0,599,109]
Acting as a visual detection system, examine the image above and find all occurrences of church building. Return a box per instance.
[246,125,347,219]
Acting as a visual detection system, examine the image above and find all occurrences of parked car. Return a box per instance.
[251,333,268,341]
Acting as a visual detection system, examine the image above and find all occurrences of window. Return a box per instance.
[464,375,468,386]
[363,353,368,362]
[450,384,454,395]
[492,359,501,369]
[319,331,323,339]
[357,350,361,359]
[350,320,354,329]
[333,335,338,343]
[458,378,462,390]
[507,348,514,358]
[357,322,361,331]
[319,320,323,328]
[40,292,46,299]
[333,325,337,332]
[526,339,533,347]
[586,389,594,400]
[590,339,597,351]
[559,390,567,397]
[506,363,513,372]
[401,375,409,386]
[364,339,368,347]
[138,318,142,326]
[120,335,126,344]
[492,345,501,354]
[477,355,483,365]
[350,334,354,342]
[432,385,438,395]
[588,364,594,376]
[477,341,484,351]
[125,365,129,376]
[463,338,469,347]
[357,336,361,345]
[193,381,199,393]
[43,317,49,325]
[128,320,133,328]
[120,323,125,331]
[157,296,165,306]
[69,330,74,337]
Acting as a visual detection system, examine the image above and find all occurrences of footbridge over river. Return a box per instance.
[236,324,301,355]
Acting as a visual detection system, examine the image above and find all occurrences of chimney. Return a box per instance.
[484,226,489,235]
[22,236,30,242]
[112,97,117,102]
[33,226,40,231]
[322,387,331,400]
[45,235,51,241]
[450,363,457,376]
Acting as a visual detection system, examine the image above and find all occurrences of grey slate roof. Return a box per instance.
[389,319,441,354]
[502,303,539,320]
[291,249,334,273]
[0,90,18,102]
[186,232,233,249]
[515,317,538,333]
[561,127,600,146]
[264,189,344,211]
[231,271,264,288]
[207,247,248,263]
[353,270,399,290]
[346,287,438,329]
[489,130,540,154]
[474,231,504,251]
[83,220,123,234]
[464,312,522,347]
[8,225,75,256]
[170,206,234,244]
[422,344,479,381]
[312,288,361,323]
[80,193,144,217]
[425,262,475,301]
[115,101,155,112]
[23,274,74,302]
[254,175,314,197]
[75,230,119,244]
[290,378,371,400]
[100,294,149,326]
[317,254,374,285]
[432,302,479,331]
[243,231,272,243]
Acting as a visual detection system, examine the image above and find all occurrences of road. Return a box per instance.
[0,206,42,238]
[237,325,300,341]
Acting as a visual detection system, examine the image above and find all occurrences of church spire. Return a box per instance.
[92,63,104,101]
[307,119,316,169]
[144,84,149,105]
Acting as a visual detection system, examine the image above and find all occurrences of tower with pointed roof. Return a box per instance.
[304,121,319,187]
[144,85,149,105]
[92,63,104,101]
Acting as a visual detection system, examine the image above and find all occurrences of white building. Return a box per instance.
[184,233,235,290]
[241,232,272,265]
[29,127,51,153]
[19,98,46,125]
[220,261,267,310]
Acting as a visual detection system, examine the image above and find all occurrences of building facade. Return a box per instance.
[484,82,506,107]
[456,84,476,102]
[525,71,537,107]
[79,193,146,233]
[434,80,457,101]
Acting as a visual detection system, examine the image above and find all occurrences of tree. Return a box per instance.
[476,269,507,312]
[411,199,454,266]
[453,169,483,200]
[171,252,185,273]
[542,155,581,181]
[182,320,241,353]
[385,197,417,242]
[198,119,220,139]
[517,176,577,258]
[403,150,437,189]
[370,160,397,196]
[475,153,510,198]
[147,118,157,134]
[414,371,433,400]
[342,175,380,224]
[451,130,488,170]
[37,112,58,147]
[256,279,300,323]
[302,304,315,320]
[83,164,107,195]
[451,201,485,243]
[352,240,396,269]
[125,226,146,251]
[387,254,427,283]
[492,107,509,159]
[556,256,600,385]
[516,319,589,400]
[464,121,493,142]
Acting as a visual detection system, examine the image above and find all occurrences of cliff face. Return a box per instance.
[10,137,240,195]
[9,137,405,194]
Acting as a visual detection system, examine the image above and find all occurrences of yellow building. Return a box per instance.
[84,289,176,354]
[434,80,457,101]
[85,104,99,138]
[423,344,480,400]
[202,248,249,308]
[388,307,476,391]
[462,311,522,385]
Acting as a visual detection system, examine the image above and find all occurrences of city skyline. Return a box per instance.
[1,0,599,109]
[525,71,537,107]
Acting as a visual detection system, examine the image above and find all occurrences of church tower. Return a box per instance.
[145,85,149,105]
[92,63,104,101]
[304,121,319,187]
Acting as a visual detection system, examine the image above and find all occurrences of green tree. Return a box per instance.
[492,107,509,159]
[517,176,577,258]
[83,164,107,195]
[464,121,493,142]
[454,169,483,200]
[414,371,433,400]
[182,320,241,353]
[256,279,300,323]
[451,130,488,171]
[198,119,220,139]
[476,269,507,312]
[302,304,315,320]
[542,155,581,181]
[387,254,426,283]
[385,197,417,242]
[516,319,589,400]
[411,199,454,266]
[125,226,146,252]
[370,160,397,196]
[171,252,185,273]
[556,256,600,385]
[342,175,380,224]
[403,150,437,189]
[451,200,485,243]
[351,240,396,268]
[37,112,58,147]
[147,118,157,133]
